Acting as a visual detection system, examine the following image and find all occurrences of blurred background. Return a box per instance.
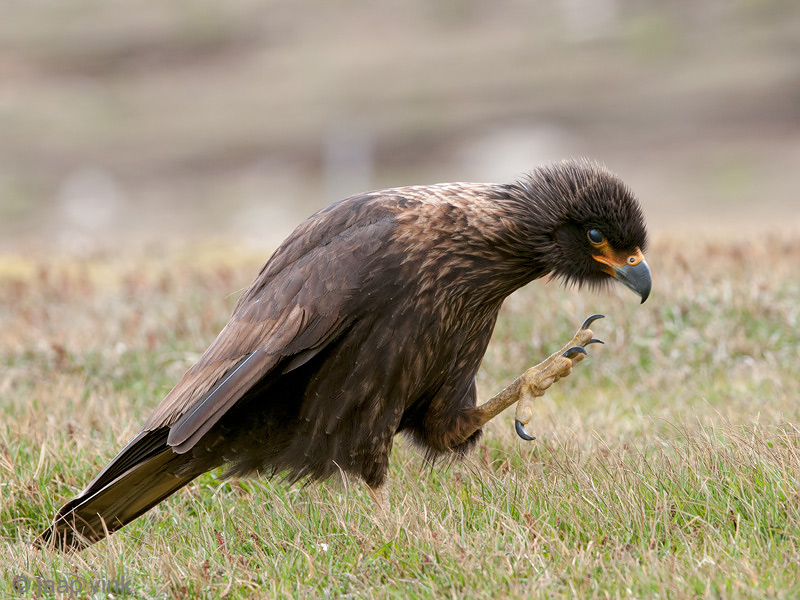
[1,0,799,252]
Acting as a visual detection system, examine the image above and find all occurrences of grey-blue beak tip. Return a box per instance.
[615,259,651,304]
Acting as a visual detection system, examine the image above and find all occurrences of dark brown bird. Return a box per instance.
[42,159,650,550]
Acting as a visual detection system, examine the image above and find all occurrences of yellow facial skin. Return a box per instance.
[591,242,646,277]
[587,230,651,303]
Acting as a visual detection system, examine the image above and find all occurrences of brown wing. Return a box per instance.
[43,194,402,549]
[143,195,399,453]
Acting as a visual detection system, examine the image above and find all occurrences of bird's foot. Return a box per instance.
[513,314,604,441]
[367,484,388,510]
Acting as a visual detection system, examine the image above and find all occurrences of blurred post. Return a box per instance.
[322,120,374,204]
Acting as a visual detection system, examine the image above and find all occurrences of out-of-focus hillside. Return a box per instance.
[1,1,799,251]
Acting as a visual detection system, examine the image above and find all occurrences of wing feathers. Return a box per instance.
[167,351,276,451]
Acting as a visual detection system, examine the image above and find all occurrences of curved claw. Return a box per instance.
[585,338,604,345]
[515,419,536,441]
[580,314,605,330]
[562,346,588,359]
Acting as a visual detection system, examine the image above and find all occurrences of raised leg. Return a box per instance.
[471,314,605,441]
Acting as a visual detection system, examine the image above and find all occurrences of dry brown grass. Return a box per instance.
[1,234,799,598]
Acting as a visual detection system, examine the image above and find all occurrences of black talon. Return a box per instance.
[580,314,605,330]
[515,419,536,441]
[562,346,588,359]
[585,338,604,345]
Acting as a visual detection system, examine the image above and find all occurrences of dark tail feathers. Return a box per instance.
[40,429,207,551]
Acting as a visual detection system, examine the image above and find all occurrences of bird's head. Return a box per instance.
[516,160,651,303]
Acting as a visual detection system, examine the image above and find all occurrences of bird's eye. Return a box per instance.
[587,229,605,245]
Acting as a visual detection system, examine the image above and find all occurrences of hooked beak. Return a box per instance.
[614,259,651,303]
[592,248,652,303]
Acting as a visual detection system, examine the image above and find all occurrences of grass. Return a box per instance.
[1,235,799,599]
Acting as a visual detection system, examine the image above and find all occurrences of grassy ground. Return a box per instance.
[1,235,799,599]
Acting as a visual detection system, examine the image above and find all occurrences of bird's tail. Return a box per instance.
[39,429,208,551]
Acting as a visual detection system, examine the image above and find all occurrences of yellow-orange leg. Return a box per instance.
[472,314,605,440]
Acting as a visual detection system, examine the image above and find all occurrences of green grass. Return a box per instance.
[2,237,799,599]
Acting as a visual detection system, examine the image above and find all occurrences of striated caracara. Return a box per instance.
[42,159,650,550]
